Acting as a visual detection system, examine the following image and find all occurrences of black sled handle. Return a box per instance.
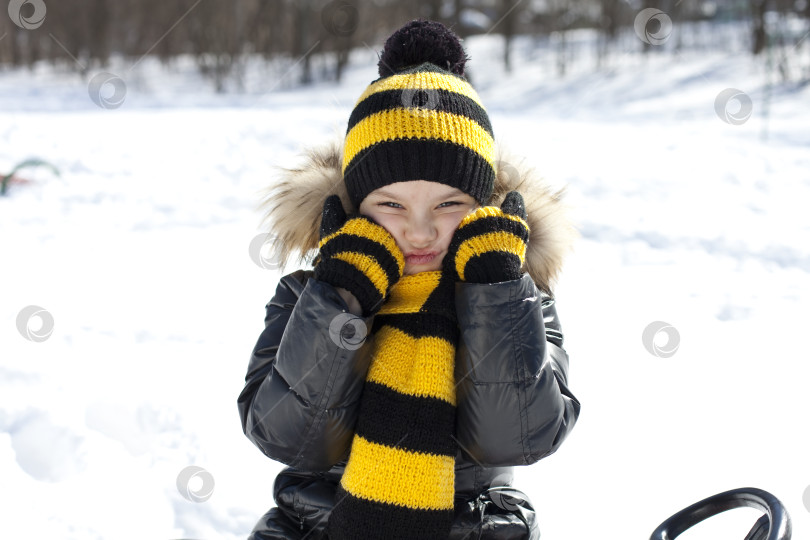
[650,487,791,540]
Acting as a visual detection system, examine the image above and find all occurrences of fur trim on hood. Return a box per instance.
[253,137,578,294]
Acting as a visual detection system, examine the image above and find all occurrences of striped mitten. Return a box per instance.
[313,195,405,316]
[443,190,530,283]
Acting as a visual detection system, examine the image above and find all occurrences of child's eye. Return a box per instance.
[379,201,403,208]
[438,201,461,208]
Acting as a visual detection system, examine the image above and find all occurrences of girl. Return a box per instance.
[238,19,581,540]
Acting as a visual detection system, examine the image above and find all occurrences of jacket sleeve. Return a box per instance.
[453,272,581,467]
[237,270,375,471]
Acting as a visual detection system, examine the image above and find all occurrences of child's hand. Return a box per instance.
[442,191,530,283]
[313,195,405,316]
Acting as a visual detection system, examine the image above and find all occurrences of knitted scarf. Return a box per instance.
[327,270,459,539]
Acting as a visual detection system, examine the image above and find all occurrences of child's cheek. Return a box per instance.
[439,213,465,243]
[370,214,396,237]
[373,216,405,253]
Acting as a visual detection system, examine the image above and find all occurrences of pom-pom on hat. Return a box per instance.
[342,19,495,209]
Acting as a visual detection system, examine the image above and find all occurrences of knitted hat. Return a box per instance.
[342,19,495,209]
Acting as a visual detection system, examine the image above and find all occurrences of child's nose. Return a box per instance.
[404,215,436,245]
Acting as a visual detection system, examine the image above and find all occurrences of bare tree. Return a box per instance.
[804,0,810,80]
[597,0,622,68]
[500,0,523,72]
[294,0,317,85]
[751,0,768,55]
[186,1,246,92]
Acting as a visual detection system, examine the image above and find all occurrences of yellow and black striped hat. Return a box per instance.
[342,20,495,209]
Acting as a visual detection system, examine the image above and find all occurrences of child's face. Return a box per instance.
[359,180,478,275]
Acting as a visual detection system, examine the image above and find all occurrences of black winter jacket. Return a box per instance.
[237,268,580,539]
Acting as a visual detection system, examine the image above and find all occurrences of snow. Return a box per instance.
[2,23,809,539]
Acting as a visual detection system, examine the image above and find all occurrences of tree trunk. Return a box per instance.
[501,0,521,73]
[751,0,768,55]
[294,0,312,85]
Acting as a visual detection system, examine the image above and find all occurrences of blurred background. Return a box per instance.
[1,0,809,90]
[1,1,809,540]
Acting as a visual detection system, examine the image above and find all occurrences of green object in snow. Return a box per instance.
[0,159,61,196]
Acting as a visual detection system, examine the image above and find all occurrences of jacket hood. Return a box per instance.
[253,136,578,294]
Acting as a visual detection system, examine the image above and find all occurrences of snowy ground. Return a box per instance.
[2,23,809,540]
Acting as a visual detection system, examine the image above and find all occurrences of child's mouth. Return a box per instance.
[406,252,438,265]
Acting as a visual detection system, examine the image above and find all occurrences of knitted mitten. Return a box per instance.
[443,190,530,283]
[313,195,405,316]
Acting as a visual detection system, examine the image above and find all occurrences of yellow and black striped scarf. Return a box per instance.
[327,270,459,539]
